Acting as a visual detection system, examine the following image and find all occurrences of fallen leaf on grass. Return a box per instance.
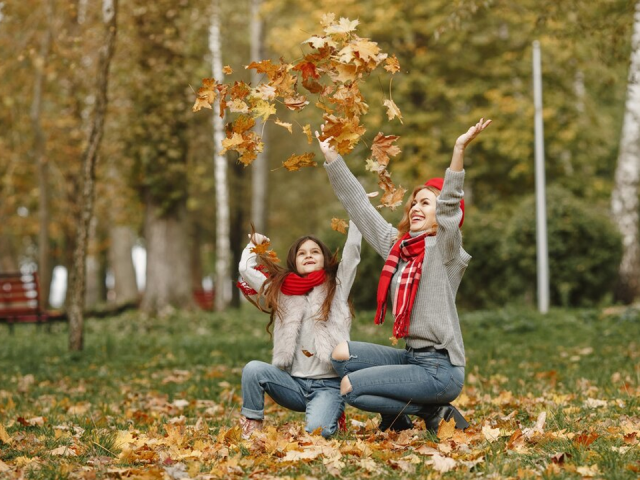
[50,445,77,456]
[482,424,501,443]
[0,424,11,444]
[428,453,456,473]
[437,418,456,440]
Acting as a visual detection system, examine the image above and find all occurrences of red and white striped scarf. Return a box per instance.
[375,232,433,338]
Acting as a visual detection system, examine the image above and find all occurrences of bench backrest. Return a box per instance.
[0,272,41,317]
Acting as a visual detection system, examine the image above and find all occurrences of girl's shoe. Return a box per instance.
[419,404,469,432]
[379,413,414,432]
[240,417,263,439]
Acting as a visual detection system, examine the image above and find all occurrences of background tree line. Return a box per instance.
[0,0,637,332]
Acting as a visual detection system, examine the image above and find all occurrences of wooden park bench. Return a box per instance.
[0,272,65,331]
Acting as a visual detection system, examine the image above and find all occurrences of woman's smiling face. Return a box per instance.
[295,239,325,275]
[409,188,438,232]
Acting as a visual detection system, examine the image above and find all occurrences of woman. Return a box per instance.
[316,118,491,432]
[237,224,361,438]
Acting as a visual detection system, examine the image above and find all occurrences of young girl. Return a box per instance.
[316,118,491,432]
[237,223,361,438]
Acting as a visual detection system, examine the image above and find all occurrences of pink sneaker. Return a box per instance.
[240,417,263,439]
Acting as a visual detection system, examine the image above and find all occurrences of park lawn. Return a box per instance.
[0,305,639,479]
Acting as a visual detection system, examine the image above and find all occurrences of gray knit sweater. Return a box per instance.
[324,157,470,366]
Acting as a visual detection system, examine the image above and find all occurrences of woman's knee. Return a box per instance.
[331,341,350,361]
[340,376,352,395]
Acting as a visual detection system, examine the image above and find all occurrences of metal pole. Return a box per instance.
[532,40,550,313]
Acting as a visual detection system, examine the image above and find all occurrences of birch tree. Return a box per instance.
[250,0,268,233]
[210,0,231,310]
[612,0,640,303]
[68,0,118,351]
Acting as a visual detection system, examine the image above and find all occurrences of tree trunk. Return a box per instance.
[140,200,193,314]
[250,0,268,233]
[109,225,139,305]
[210,0,232,311]
[84,217,101,308]
[0,235,19,272]
[68,0,118,351]
[32,0,53,309]
[612,0,640,304]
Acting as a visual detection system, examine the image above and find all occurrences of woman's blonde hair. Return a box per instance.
[395,185,441,239]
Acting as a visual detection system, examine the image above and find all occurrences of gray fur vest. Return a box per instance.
[272,284,351,370]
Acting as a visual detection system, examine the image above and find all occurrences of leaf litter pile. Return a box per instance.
[1,307,639,478]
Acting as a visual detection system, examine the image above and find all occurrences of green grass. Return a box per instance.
[1,305,639,478]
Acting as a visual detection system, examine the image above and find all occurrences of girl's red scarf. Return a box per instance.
[375,232,433,338]
[281,270,326,295]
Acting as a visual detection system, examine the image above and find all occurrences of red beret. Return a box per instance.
[424,177,465,227]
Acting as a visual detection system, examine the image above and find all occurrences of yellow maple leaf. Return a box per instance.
[222,65,233,75]
[437,418,456,440]
[275,119,293,133]
[383,98,403,124]
[353,39,381,62]
[331,218,348,234]
[228,99,249,113]
[325,17,359,35]
[284,95,310,111]
[303,124,313,144]
[389,336,398,346]
[220,132,244,154]
[384,55,401,74]
[0,424,11,444]
[253,100,276,122]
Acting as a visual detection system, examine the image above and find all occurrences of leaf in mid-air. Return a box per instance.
[383,99,403,124]
[371,133,401,167]
[283,153,317,172]
[331,218,348,234]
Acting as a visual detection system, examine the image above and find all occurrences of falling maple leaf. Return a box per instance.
[275,119,293,133]
[331,218,348,234]
[324,17,359,35]
[371,133,401,167]
[253,100,276,122]
[284,95,310,111]
[383,98,403,124]
[302,124,313,144]
[389,336,398,346]
[223,65,233,75]
[384,55,401,74]
[283,153,317,172]
[301,350,314,357]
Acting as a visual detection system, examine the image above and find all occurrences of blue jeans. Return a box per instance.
[330,341,464,416]
[241,360,344,438]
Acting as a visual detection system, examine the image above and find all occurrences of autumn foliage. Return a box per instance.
[193,13,406,211]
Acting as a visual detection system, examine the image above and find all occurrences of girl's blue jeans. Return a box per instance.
[330,341,465,417]
[241,360,344,438]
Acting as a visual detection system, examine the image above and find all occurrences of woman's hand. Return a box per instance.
[315,129,339,163]
[454,118,492,151]
[248,233,270,246]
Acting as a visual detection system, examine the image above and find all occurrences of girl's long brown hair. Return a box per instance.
[255,235,340,337]
[395,185,441,239]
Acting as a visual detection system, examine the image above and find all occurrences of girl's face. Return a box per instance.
[409,188,438,232]
[295,239,325,275]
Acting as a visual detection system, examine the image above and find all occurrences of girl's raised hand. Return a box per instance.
[455,118,492,150]
[248,233,270,246]
[315,128,339,163]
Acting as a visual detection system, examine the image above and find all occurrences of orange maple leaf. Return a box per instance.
[223,65,233,75]
[284,95,310,111]
[331,218,348,234]
[371,133,401,167]
[283,153,317,171]
[293,60,320,81]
